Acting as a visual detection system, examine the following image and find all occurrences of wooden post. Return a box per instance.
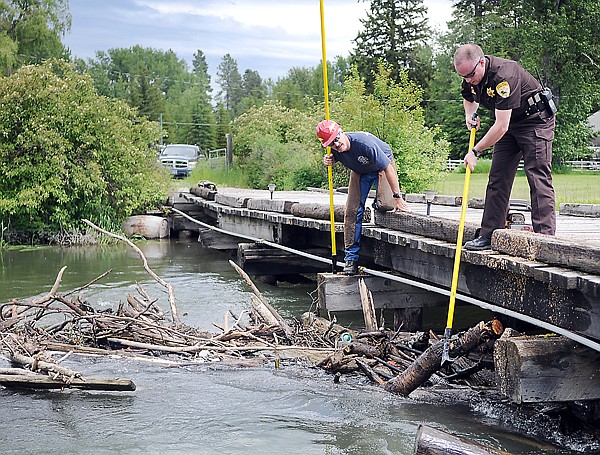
[494,335,600,403]
[226,133,232,170]
[358,278,377,332]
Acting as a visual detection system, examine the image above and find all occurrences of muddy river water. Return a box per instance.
[0,240,596,454]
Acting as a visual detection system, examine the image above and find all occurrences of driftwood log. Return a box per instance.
[414,424,510,455]
[0,374,136,391]
[385,320,503,396]
[229,260,294,340]
[0,338,137,392]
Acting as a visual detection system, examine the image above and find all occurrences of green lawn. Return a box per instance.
[180,161,600,206]
[432,171,600,206]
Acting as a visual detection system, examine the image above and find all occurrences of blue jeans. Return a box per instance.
[345,171,379,262]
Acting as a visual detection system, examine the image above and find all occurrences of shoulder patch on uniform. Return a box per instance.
[496,81,511,98]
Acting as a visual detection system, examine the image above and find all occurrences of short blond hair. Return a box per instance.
[454,44,484,65]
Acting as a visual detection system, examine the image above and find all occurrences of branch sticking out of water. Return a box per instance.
[82,219,180,325]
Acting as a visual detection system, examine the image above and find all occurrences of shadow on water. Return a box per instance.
[0,240,596,454]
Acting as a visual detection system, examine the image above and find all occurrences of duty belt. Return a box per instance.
[524,92,545,116]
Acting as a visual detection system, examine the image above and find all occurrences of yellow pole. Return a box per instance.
[442,116,477,363]
[319,0,337,272]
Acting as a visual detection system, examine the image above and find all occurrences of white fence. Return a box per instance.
[447,159,600,171]
[207,148,227,169]
[566,160,600,170]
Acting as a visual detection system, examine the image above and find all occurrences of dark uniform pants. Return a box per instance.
[480,112,556,238]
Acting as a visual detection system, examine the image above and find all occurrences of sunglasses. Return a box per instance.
[330,132,342,147]
[460,59,482,79]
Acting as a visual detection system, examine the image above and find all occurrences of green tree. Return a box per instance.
[272,57,349,111]
[437,0,600,162]
[129,64,166,120]
[216,53,243,116]
[188,87,217,151]
[192,49,212,94]
[273,66,315,110]
[81,46,202,141]
[331,63,450,192]
[213,101,232,149]
[0,59,170,238]
[516,0,600,161]
[350,0,430,90]
[237,69,266,114]
[0,0,71,74]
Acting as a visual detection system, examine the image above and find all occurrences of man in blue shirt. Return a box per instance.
[316,120,411,275]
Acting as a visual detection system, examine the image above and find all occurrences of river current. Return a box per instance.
[0,240,595,454]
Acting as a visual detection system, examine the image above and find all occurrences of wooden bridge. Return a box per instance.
[166,183,600,402]
[169,184,600,337]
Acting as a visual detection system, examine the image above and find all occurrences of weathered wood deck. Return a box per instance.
[171,185,600,347]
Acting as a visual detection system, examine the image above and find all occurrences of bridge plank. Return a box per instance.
[317,273,446,312]
[246,198,296,213]
[492,229,600,275]
[374,210,480,244]
[291,202,346,222]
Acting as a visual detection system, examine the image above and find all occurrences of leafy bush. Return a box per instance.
[231,64,450,193]
[330,64,450,193]
[232,102,322,190]
[0,60,170,238]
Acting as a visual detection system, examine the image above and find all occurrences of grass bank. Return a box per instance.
[432,170,600,206]
[179,161,600,206]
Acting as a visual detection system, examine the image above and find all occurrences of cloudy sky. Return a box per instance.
[63,0,453,82]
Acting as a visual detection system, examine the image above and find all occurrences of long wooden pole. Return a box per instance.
[319,0,337,273]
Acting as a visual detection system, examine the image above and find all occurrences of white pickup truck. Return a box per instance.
[159,144,204,178]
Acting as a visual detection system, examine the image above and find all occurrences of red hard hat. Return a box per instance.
[316,120,340,147]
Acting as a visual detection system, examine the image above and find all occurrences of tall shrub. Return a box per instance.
[331,64,450,192]
[0,59,170,237]
[232,102,322,190]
